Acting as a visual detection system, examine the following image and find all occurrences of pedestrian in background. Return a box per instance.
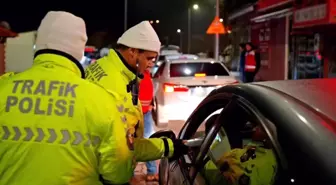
[139,61,158,181]
[244,42,261,83]
[239,43,246,82]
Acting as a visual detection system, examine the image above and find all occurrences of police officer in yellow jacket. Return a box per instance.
[85,21,188,163]
[0,11,138,185]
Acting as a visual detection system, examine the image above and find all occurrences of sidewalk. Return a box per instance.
[130,162,159,185]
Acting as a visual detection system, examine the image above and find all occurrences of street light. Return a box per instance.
[219,18,223,22]
[149,20,160,24]
[124,0,128,31]
[188,3,199,53]
[177,29,183,51]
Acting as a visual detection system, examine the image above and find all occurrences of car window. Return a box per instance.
[158,55,165,61]
[170,62,229,77]
[198,103,279,185]
[153,62,166,78]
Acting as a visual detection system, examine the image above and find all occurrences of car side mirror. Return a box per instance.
[150,130,176,140]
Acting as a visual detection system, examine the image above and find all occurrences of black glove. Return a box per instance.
[170,139,189,160]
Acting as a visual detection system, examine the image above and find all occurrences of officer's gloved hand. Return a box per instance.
[170,139,189,160]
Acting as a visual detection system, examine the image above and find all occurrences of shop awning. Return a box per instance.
[251,8,292,22]
[228,4,255,21]
[0,27,17,37]
[257,0,293,12]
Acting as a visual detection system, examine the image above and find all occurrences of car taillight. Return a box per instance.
[194,73,206,77]
[163,83,189,93]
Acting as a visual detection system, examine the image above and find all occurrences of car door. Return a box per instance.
[176,86,335,185]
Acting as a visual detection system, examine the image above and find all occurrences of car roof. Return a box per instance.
[169,58,217,64]
[166,54,198,61]
[254,79,336,122]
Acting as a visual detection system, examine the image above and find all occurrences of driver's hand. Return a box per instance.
[170,139,189,160]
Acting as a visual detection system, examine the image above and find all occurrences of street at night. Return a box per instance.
[1,0,336,185]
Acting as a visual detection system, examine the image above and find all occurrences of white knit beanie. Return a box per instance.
[117,21,161,53]
[35,11,88,62]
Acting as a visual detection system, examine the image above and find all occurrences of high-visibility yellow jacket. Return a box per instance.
[85,49,174,162]
[203,142,277,185]
[0,53,140,185]
[0,72,16,80]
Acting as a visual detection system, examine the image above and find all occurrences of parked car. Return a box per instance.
[160,45,181,56]
[156,79,336,185]
[152,58,238,127]
[165,54,198,61]
[152,54,199,76]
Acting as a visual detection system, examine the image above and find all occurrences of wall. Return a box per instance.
[252,17,287,81]
[5,31,36,73]
[0,43,4,74]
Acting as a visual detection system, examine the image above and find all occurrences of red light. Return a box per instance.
[163,83,189,93]
[85,47,95,53]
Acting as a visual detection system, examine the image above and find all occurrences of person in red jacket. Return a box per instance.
[244,42,261,83]
[139,63,158,181]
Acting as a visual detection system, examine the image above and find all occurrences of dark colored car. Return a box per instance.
[156,79,336,185]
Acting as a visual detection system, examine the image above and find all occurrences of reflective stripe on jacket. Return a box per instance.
[85,49,174,163]
[0,53,134,185]
[245,51,256,72]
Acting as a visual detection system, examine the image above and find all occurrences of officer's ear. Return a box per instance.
[129,48,138,58]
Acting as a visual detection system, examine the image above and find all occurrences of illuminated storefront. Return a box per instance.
[292,0,336,78]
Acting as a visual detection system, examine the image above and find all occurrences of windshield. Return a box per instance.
[169,62,229,77]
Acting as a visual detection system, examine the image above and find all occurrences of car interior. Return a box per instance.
[198,114,277,185]
[178,98,280,185]
[161,92,331,185]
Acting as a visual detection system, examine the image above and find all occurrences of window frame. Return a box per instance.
[178,93,287,185]
[153,62,166,78]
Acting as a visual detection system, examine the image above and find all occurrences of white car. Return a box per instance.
[152,58,238,127]
[151,54,198,76]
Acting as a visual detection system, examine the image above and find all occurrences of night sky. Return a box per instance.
[0,1,220,49]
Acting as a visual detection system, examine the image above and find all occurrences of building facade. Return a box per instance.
[228,0,336,81]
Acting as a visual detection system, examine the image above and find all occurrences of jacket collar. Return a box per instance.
[110,49,143,82]
[33,49,85,78]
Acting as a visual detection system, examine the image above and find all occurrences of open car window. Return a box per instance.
[196,102,279,185]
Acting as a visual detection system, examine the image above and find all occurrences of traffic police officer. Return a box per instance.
[0,11,137,185]
[85,21,187,162]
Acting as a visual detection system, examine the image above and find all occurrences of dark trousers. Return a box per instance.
[245,72,256,83]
